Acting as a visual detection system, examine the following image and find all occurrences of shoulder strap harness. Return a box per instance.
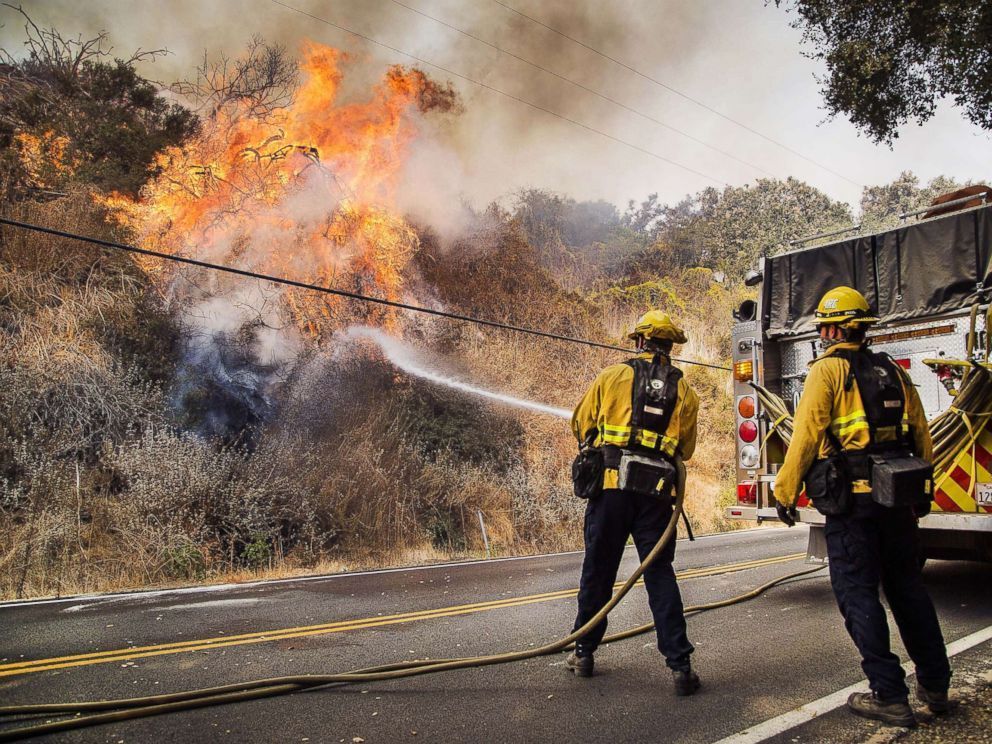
[821,344,909,455]
[624,354,683,455]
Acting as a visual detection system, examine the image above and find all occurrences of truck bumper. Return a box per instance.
[920,512,992,530]
[723,506,825,525]
[724,507,992,531]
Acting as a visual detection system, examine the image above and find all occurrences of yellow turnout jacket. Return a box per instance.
[572,352,699,489]
[774,342,932,506]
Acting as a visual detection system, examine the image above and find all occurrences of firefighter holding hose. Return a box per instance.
[774,286,952,728]
[567,310,700,696]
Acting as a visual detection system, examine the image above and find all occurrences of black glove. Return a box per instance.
[776,501,798,527]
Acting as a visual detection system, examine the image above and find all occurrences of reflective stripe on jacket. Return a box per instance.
[774,342,933,506]
[571,352,699,489]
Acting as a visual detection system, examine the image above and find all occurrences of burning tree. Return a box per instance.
[100,39,460,437]
[107,41,459,332]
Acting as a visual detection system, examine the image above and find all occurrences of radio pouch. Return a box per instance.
[803,456,853,516]
[618,451,677,499]
[802,423,854,516]
[572,445,604,500]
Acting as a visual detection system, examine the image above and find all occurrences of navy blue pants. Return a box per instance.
[572,489,694,670]
[825,495,951,703]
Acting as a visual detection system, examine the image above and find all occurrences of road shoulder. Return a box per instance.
[756,630,992,744]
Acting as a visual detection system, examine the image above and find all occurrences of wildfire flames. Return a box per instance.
[104,41,459,336]
[14,130,78,190]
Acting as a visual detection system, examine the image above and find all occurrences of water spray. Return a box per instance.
[340,325,572,420]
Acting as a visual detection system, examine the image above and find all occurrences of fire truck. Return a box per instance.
[727,193,992,562]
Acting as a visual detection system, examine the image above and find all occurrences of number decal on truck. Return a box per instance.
[976,483,992,506]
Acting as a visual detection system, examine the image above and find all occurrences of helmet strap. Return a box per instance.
[642,337,673,354]
[843,325,867,344]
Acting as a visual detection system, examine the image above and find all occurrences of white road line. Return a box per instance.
[0,525,790,609]
[713,623,992,744]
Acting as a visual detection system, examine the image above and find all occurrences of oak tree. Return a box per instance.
[779,0,992,144]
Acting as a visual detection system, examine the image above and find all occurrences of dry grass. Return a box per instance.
[1,196,742,600]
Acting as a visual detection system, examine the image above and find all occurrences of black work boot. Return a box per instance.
[672,668,701,697]
[847,692,916,728]
[565,652,594,678]
[916,683,953,714]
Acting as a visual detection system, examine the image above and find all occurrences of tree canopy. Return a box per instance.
[858,171,967,232]
[0,7,198,196]
[625,178,853,281]
[779,0,992,144]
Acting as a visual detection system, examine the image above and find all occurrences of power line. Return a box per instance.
[267,0,728,187]
[489,0,863,189]
[387,0,776,179]
[0,217,732,372]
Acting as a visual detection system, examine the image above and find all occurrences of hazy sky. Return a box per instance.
[5,0,990,214]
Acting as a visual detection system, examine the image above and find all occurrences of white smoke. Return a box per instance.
[172,278,302,437]
[338,325,572,420]
[395,135,476,242]
[163,158,351,436]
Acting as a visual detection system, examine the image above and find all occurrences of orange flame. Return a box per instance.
[103,41,457,336]
[14,131,78,189]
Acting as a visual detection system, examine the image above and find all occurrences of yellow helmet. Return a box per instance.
[815,286,879,327]
[627,310,688,344]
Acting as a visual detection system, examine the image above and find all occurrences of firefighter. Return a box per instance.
[774,286,951,728]
[566,310,700,696]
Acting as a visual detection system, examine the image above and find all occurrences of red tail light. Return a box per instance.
[738,420,758,443]
[737,481,757,504]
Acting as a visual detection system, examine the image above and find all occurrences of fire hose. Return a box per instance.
[929,365,992,476]
[926,303,992,494]
[0,459,825,741]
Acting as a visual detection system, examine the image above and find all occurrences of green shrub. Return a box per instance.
[240,533,272,570]
[160,540,206,581]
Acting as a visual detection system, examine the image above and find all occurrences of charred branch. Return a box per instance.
[172,36,299,120]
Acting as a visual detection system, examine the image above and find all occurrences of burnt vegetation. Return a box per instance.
[171,35,299,120]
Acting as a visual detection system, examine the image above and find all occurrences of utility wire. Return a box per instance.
[490,0,863,189]
[387,0,776,179]
[268,0,728,187]
[0,217,733,372]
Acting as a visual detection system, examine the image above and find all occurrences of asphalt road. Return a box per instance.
[2,526,991,743]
